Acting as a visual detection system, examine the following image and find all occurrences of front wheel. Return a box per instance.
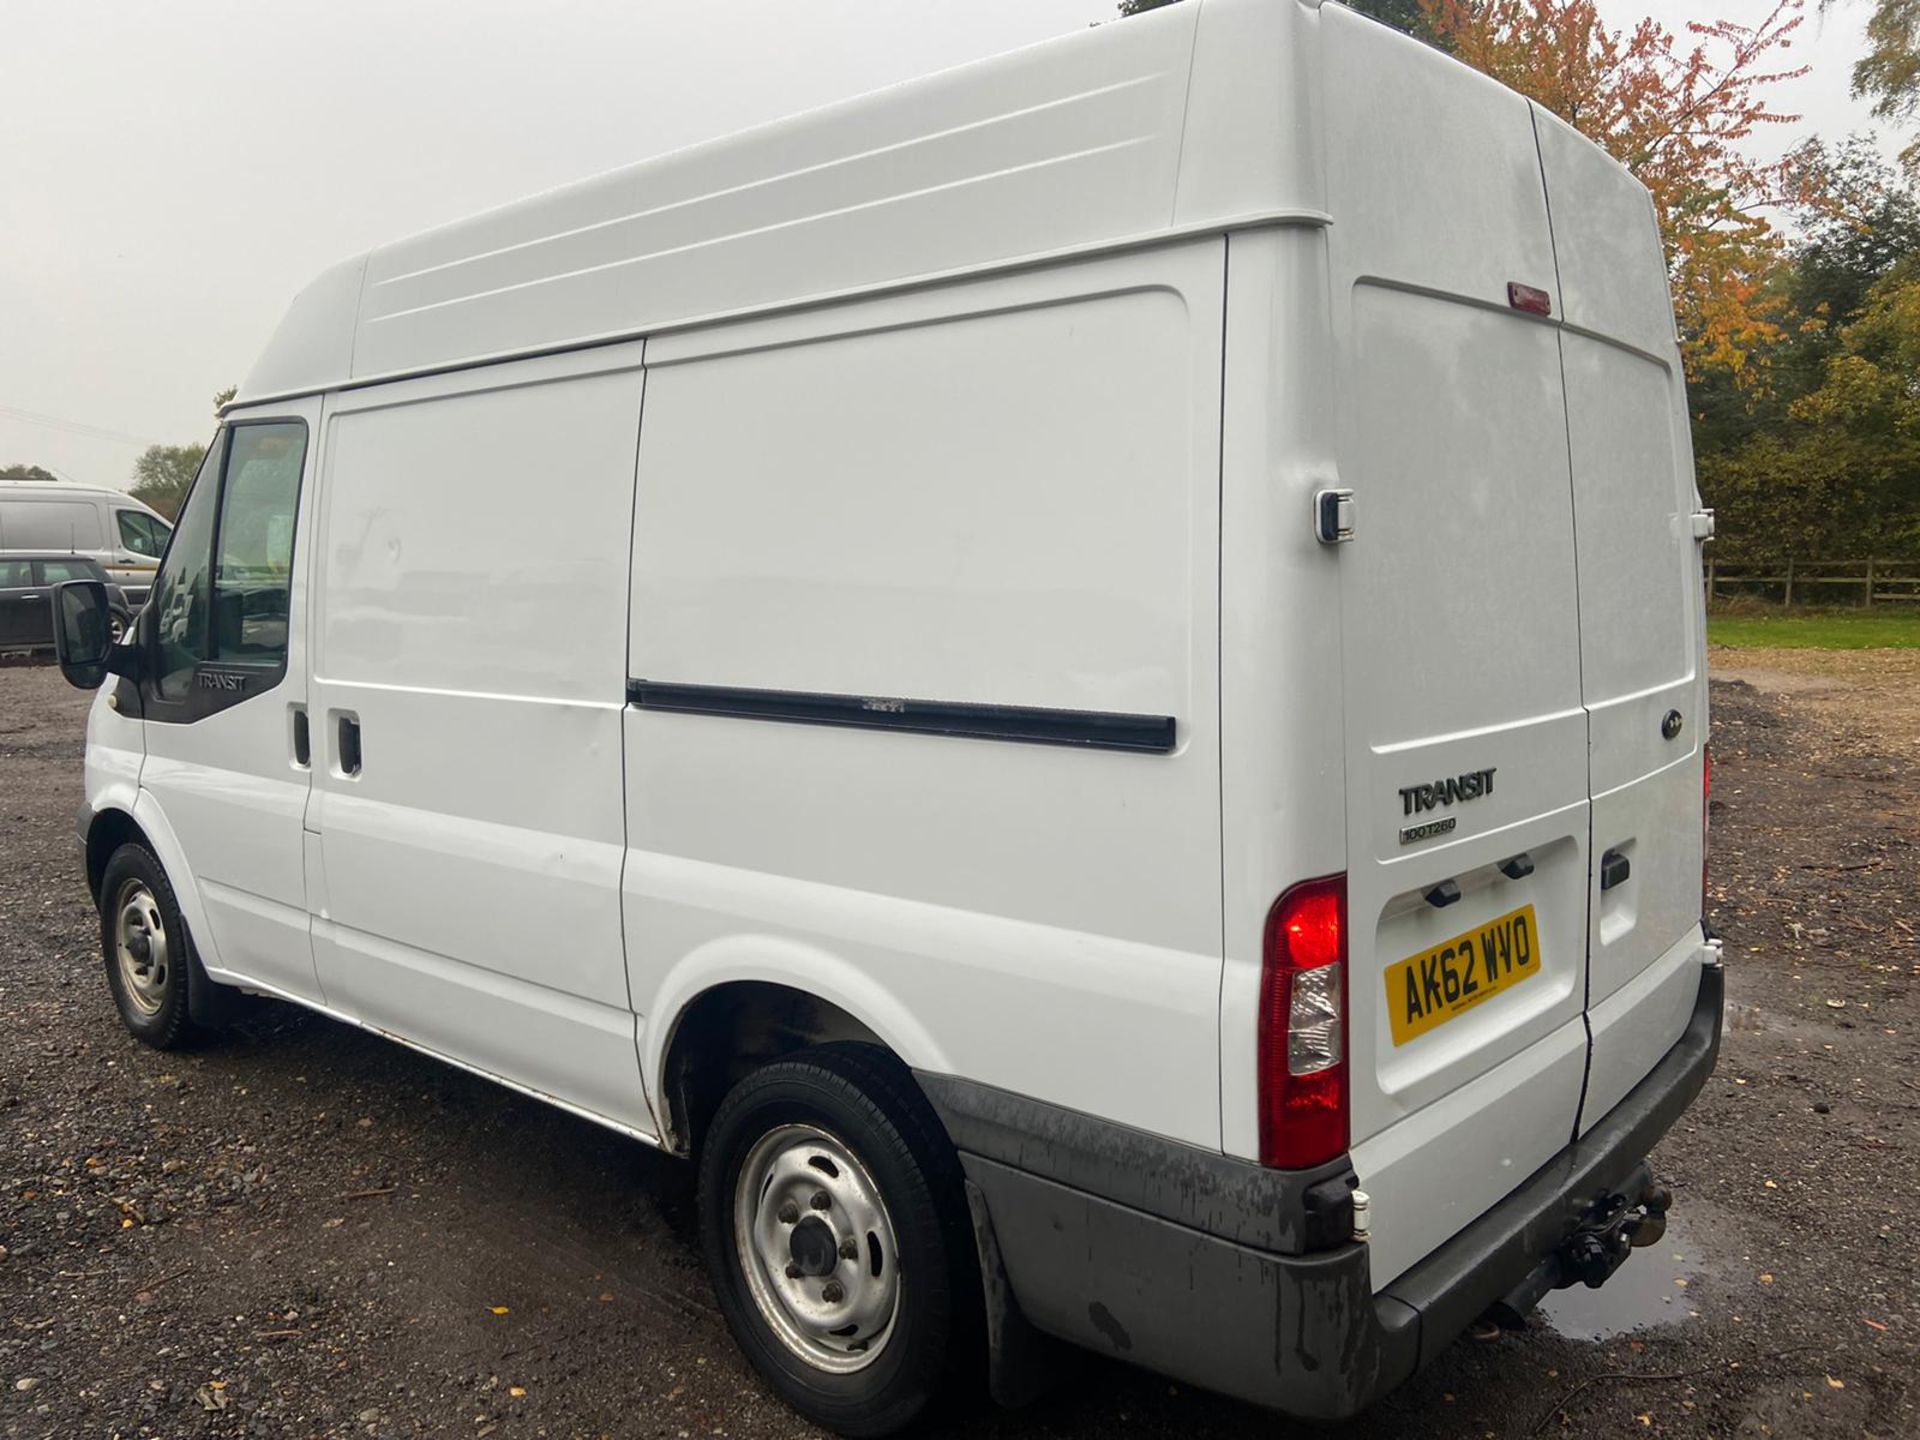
[98,843,208,1049]
[698,1044,978,1437]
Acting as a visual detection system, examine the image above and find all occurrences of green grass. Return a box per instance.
[1707,608,1920,649]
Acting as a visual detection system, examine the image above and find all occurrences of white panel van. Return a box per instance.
[0,480,172,604]
[51,1,1723,1431]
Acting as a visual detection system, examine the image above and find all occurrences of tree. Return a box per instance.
[125,387,234,518]
[128,445,205,520]
[1850,0,1920,171]
[1418,0,1811,383]
[0,464,59,483]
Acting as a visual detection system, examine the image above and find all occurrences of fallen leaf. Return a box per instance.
[1825,998,1847,1009]
[488,1306,510,1316]
[1760,1273,1775,1284]
[598,1292,614,1303]
[1764,1179,1779,1190]
[1637,1413,1652,1427]
[1827,1376,1846,1390]
[509,1386,526,1398]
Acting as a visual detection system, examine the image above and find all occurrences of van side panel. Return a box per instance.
[306,352,651,1134]
[1215,224,1349,1160]
[349,6,1200,381]
[626,243,1225,1148]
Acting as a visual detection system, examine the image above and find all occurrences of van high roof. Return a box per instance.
[239,0,1395,405]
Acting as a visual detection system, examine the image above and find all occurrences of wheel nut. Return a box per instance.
[776,1201,800,1225]
[822,1281,845,1304]
[838,1238,859,1261]
[785,1262,804,1280]
[810,1191,831,1211]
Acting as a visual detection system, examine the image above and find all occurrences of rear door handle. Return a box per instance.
[1600,849,1631,891]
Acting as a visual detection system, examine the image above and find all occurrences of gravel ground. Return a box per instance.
[1,654,1916,1438]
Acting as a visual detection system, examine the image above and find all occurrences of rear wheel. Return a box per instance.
[697,1044,977,1437]
[99,843,210,1049]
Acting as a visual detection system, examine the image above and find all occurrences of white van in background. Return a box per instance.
[51,1,1723,1432]
[0,480,172,605]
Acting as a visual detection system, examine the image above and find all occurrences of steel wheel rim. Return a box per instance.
[109,615,125,643]
[113,878,170,1018]
[733,1122,902,1373]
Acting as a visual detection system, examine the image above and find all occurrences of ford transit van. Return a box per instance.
[51,1,1722,1431]
[0,480,171,605]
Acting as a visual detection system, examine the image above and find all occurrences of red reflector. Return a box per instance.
[1507,281,1553,316]
[1258,874,1349,1170]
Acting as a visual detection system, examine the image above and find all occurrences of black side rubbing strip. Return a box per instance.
[627,680,1176,754]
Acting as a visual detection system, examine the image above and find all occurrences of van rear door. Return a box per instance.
[1532,109,1710,1130]
[1321,7,1593,1290]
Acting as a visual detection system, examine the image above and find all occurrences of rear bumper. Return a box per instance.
[927,959,1724,1420]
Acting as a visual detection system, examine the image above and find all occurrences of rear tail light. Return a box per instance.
[1258,874,1349,1169]
[1702,744,1712,915]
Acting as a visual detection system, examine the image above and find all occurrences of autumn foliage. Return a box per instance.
[1418,0,1811,380]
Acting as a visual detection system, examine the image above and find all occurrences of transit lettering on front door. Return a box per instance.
[1385,904,1539,1046]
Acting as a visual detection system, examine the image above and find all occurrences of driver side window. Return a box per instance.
[151,434,224,702]
[148,421,308,708]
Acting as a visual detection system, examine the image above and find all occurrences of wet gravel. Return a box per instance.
[2,655,1916,1437]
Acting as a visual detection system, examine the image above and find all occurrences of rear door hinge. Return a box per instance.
[1690,508,1716,542]
[1315,488,1356,545]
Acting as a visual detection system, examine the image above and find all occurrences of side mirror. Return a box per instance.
[52,580,137,690]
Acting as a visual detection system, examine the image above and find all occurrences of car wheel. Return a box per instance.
[698,1044,978,1437]
[108,611,127,644]
[99,843,210,1050]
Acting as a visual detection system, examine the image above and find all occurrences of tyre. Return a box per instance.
[697,1044,978,1437]
[108,610,128,645]
[98,843,212,1049]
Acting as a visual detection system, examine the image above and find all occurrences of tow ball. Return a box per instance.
[1484,1165,1673,1327]
[1559,1168,1672,1289]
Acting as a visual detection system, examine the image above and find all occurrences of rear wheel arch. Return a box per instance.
[658,980,913,1157]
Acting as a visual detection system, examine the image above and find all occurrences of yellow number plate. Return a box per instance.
[1385,903,1540,1046]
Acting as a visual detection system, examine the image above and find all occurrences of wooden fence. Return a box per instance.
[1705,559,1920,607]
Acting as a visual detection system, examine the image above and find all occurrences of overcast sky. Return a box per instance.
[0,0,1898,492]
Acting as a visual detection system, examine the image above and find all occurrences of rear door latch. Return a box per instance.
[1690,508,1716,541]
[1315,488,1356,545]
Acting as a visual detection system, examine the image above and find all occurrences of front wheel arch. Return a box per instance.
[85,808,149,906]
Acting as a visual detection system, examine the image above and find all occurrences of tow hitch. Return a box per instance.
[1484,1164,1673,1328]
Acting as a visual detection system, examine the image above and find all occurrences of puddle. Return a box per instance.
[1535,1212,1705,1341]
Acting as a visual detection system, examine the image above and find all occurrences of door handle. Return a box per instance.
[1600,848,1632,891]
[18,594,38,602]
[291,706,311,768]
[336,714,362,777]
